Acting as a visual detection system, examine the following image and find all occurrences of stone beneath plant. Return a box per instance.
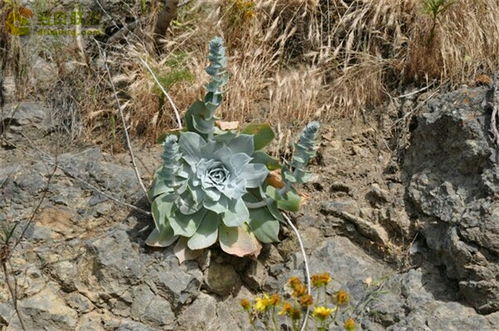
[204,262,242,296]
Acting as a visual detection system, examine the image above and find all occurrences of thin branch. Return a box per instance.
[96,44,149,198]
[282,213,311,331]
[2,262,26,331]
[138,57,183,129]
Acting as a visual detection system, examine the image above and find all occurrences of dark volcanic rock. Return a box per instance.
[404,86,499,313]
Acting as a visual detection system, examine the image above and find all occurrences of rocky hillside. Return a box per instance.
[0,83,498,330]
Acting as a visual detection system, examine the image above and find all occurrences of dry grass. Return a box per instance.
[4,0,498,145]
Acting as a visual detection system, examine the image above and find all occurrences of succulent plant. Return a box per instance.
[147,37,320,260]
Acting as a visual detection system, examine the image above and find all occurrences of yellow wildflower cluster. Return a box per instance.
[240,273,359,330]
[344,317,356,331]
[312,306,334,321]
[335,290,350,306]
[288,276,309,298]
[311,272,332,288]
[253,293,281,312]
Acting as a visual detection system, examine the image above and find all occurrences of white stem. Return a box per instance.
[138,57,183,129]
[282,212,311,331]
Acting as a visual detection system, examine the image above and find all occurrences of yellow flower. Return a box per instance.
[288,276,308,297]
[344,317,356,331]
[311,272,332,288]
[292,283,308,297]
[278,302,293,316]
[299,294,314,307]
[269,293,280,306]
[254,294,273,311]
[335,290,349,306]
[240,298,251,311]
[312,306,334,321]
[288,276,303,288]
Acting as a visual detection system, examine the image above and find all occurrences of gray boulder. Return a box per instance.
[404,86,499,313]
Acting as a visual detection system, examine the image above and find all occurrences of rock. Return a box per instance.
[242,260,269,291]
[66,292,94,314]
[204,262,241,296]
[148,259,203,307]
[321,198,359,216]
[49,260,78,292]
[366,183,390,206]
[176,293,217,330]
[403,86,499,312]
[1,102,51,140]
[130,284,175,329]
[76,312,107,331]
[17,286,78,330]
[330,182,352,195]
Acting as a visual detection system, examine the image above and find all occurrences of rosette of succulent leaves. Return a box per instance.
[147,37,320,261]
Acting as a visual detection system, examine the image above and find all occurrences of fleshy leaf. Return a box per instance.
[222,198,249,227]
[170,208,207,237]
[184,101,208,134]
[241,124,275,150]
[174,237,204,263]
[248,206,280,243]
[187,211,220,250]
[242,163,269,188]
[148,173,174,201]
[179,131,205,166]
[252,151,281,170]
[146,227,178,247]
[277,190,302,212]
[203,195,229,214]
[151,194,175,229]
[227,134,254,155]
[219,223,262,258]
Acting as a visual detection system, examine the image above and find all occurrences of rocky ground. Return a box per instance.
[0,84,498,330]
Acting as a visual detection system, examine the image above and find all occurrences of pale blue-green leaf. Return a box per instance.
[193,115,215,134]
[151,194,175,229]
[222,198,249,227]
[242,163,268,188]
[227,134,254,155]
[179,132,205,166]
[248,207,280,243]
[176,187,203,215]
[213,131,237,143]
[204,187,221,202]
[187,211,220,250]
[170,208,207,237]
[145,227,178,248]
[148,173,174,201]
[229,153,252,174]
[203,195,228,214]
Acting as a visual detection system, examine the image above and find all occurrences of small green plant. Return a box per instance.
[147,37,320,259]
[421,0,455,45]
[154,52,194,93]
